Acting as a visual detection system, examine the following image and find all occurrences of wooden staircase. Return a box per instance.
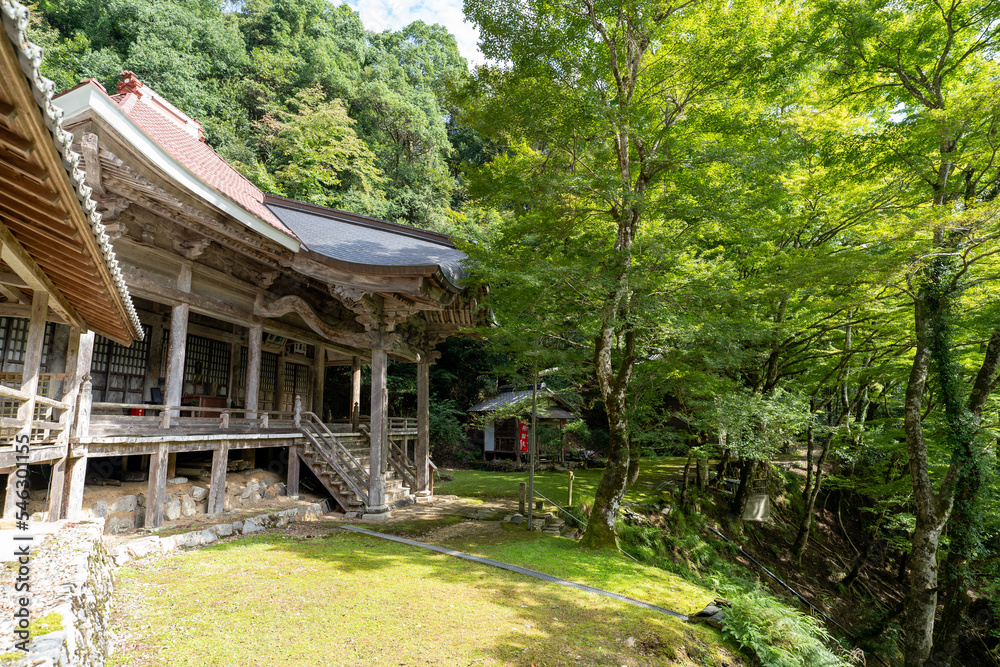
[297,412,414,514]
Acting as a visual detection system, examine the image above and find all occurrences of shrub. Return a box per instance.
[722,590,852,667]
[429,399,472,462]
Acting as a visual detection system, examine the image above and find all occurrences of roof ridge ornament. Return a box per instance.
[116,70,143,97]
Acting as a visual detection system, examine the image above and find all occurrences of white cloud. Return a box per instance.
[340,0,484,66]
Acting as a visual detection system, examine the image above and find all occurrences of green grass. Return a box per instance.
[433,524,717,617]
[435,457,687,505]
[110,530,745,666]
[28,612,62,638]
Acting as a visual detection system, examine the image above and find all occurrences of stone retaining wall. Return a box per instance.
[7,499,330,666]
[0,520,114,667]
[108,499,331,566]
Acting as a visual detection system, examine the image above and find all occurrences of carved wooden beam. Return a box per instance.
[122,270,363,356]
[172,236,211,260]
[254,294,370,348]
[329,284,378,331]
[79,132,105,197]
[103,220,127,241]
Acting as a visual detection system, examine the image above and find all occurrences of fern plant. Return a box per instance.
[721,590,854,667]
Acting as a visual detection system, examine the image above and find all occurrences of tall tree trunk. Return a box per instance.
[696,457,709,490]
[792,431,832,564]
[715,447,730,489]
[679,451,693,507]
[580,277,636,548]
[902,270,961,667]
[730,458,756,521]
[625,434,641,490]
[930,329,1000,667]
[580,390,630,548]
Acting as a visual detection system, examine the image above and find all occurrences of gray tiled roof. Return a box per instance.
[468,389,534,412]
[265,196,468,288]
[468,389,578,420]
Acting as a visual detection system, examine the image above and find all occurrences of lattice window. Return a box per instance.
[259,351,277,411]
[91,325,151,404]
[183,334,231,389]
[282,362,311,412]
[0,318,55,372]
[5,317,27,366]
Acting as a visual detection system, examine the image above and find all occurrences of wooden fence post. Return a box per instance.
[519,481,526,515]
[568,471,574,507]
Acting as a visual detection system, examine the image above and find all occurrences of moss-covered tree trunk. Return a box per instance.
[931,330,1000,667]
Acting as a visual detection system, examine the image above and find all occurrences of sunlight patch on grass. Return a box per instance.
[435,457,687,505]
[110,532,744,666]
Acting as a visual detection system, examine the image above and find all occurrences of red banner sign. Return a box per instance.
[518,421,529,452]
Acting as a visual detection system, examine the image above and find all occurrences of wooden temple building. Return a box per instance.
[0,3,477,526]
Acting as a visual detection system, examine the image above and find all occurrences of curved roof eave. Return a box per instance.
[54,82,301,253]
[265,195,469,294]
[298,247,465,294]
[1,0,142,342]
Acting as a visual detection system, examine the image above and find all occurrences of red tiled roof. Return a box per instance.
[109,72,296,240]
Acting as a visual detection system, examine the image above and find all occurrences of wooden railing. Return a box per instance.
[389,417,417,431]
[298,407,370,506]
[0,382,72,444]
[387,438,416,491]
[325,416,414,432]
[83,382,301,438]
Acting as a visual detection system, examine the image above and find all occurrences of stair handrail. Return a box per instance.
[299,426,370,507]
[301,412,369,476]
[299,412,369,505]
[387,438,416,490]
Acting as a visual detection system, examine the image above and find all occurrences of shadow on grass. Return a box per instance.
[154,528,745,667]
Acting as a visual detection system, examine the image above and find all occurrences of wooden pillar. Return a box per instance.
[48,326,83,520]
[17,292,49,436]
[350,356,361,429]
[245,324,262,419]
[415,360,431,497]
[164,305,189,417]
[146,443,169,527]
[207,442,228,514]
[71,331,95,439]
[63,456,87,520]
[144,319,164,401]
[313,344,326,417]
[47,459,66,520]
[3,471,20,519]
[165,264,192,417]
[287,445,301,497]
[365,344,389,517]
[166,454,177,480]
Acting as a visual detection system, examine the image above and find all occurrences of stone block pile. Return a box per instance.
[107,499,330,567]
[88,477,289,534]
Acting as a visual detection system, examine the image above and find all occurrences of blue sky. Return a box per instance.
[341,0,483,66]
